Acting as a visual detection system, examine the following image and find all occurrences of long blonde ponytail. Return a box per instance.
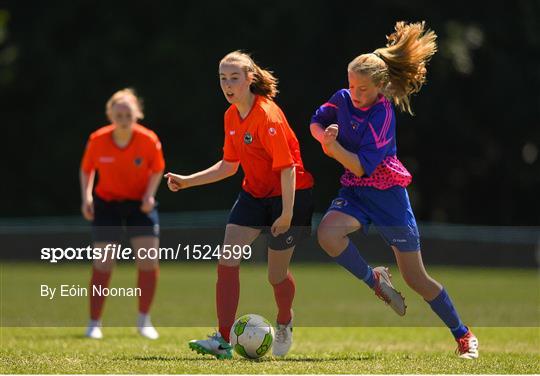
[348,21,437,114]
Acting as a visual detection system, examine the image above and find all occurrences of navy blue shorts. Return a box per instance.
[92,195,160,242]
[327,186,420,251]
[228,188,314,250]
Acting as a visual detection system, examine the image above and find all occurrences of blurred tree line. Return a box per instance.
[1,0,538,225]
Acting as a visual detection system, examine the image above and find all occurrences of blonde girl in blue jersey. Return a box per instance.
[310,21,479,359]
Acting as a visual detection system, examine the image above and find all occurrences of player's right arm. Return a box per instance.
[164,159,239,191]
[310,122,334,157]
[79,169,95,220]
[310,91,341,157]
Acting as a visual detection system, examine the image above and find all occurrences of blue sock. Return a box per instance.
[333,240,375,288]
[427,288,468,339]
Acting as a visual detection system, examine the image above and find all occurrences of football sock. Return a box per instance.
[90,267,112,321]
[333,240,375,288]
[216,264,240,342]
[272,271,295,325]
[138,268,159,314]
[427,288,468,338]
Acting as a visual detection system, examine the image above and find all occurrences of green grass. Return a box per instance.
[1,262,539,373]
[1,327,538,374]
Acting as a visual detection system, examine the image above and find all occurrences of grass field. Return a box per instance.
[1,327,538,374]
[1,262,539,373]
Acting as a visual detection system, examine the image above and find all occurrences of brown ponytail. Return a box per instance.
[349,21,437,114]
[220,51,279,99]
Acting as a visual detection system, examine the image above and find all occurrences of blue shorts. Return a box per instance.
[327,186,420,251]
[92,195,160,242]
[228,189,314,251]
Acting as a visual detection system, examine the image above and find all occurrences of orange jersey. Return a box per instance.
[81,124,165,201]
[223,95,314,198]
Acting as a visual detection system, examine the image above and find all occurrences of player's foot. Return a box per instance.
[189,332,233,360]
[372,266,406,316]
[456,329,479,359]
[85,320,103,339]
[137,313,159,340]
[273,316,293,356]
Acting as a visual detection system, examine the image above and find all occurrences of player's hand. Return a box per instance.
[271,213,293,237]
[322,124,339,146]
[164,172,189,191]
[140,195,156,213]
[81,198,94,221]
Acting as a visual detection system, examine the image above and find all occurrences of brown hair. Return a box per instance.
[220,51,279,99]
[348,21,437,114]
[106,88,144,120]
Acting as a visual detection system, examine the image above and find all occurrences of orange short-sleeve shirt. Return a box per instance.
[223,96,314,198]
[81,124,165,201]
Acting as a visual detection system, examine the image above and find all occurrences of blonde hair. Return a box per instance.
[106,88,144,120]
[220,51,279,99]
[348,21,437,114]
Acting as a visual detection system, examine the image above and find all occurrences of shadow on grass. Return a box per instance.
[122,354,377,362]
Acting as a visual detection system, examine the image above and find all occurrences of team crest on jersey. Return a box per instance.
[268,127,276,136]
[244,132,253,144]
[134,157,143,166]
[331,198,348,208]
[350,120,360,131]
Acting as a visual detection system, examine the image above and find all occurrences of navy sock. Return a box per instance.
[333,240,375,288]
[427,288,468,338]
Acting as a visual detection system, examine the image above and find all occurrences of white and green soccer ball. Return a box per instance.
[229,314,274,359]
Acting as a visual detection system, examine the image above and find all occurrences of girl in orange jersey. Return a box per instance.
[165,51,314,358]
[80,88,165,340]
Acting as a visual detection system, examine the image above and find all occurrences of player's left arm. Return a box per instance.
[259,119,297,237]
[141,135,166,213]
[141,171,164,213]
[271,166,296,237]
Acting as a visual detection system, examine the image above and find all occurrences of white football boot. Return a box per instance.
[456,329,479,359]
[372,266,407,316]
[273,316,293,356]
[137,313,159,340]
[188,332,233,359]
[85,319,103,339]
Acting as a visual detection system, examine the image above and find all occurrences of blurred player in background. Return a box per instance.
[310,22,479,359]
[80,88,165,340]
[165,51,314,359]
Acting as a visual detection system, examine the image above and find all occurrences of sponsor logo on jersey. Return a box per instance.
[229,130,236,136]
[99,156,115,163]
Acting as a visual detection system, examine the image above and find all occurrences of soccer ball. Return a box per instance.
[229,314,274,359]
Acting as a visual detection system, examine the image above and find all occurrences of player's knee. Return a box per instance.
[93,258,115,272]
[136,258,158,271]
[218,257,241,268]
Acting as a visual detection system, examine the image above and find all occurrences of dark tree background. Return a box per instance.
[1,0,539,225]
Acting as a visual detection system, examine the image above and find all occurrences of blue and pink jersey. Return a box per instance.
[311,89,411,190]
